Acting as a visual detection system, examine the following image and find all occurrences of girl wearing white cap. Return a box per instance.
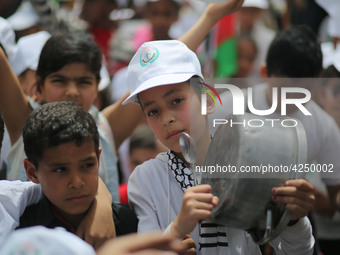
[124,39,315,255]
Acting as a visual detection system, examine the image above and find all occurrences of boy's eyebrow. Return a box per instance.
[143,88,183,108]
[48,74,95,80]
[47,156,97,167]
[48,162,70,167]
[80,156,98,162]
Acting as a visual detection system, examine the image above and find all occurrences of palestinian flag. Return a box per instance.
[215,13,237,77]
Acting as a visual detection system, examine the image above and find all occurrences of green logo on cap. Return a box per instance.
[140,46,159,67]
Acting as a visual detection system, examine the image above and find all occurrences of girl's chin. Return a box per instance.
[169,144,181,153]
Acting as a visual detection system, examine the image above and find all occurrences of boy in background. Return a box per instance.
[119,125,167,204]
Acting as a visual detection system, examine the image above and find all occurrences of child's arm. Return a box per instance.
[102,92,144,151]
[0,49,32,145]
[97,232,184,255]
[179,0,244,52]
[170,185,219,239]
[76,178,116,250]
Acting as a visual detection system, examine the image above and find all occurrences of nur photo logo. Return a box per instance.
[196,80,313,128]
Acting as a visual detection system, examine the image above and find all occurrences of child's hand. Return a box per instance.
[180,0,244,52]
[171,185,219,238]
[272,179,315,221]
[206,0,244,23]
[180,235,196,255]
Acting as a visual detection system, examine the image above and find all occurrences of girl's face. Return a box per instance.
[39,62,99,111]
[138,83,210,156]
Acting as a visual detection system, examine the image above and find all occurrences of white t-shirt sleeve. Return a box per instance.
[269,217,314,255]
[0,180,42,245]
[128,165,163,233]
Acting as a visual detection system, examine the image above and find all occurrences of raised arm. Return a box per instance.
[102,92,143,151]
[179,0,244,52]
[0,49,32,145]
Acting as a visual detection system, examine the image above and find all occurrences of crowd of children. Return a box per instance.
[0,0,340,254]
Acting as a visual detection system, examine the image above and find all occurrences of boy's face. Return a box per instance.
[146,0,179,40]
[39,62,99,111]
[24,139,100,220]
[139,83,209,153]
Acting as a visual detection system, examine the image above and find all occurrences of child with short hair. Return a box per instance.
[125,39,315,254]
[119,125,167,204]
[128,125,167,172]
[17,101,137,237]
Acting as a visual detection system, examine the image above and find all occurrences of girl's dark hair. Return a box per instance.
[36,33,102,91]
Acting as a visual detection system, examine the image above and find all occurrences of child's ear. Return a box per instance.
[24,159,40,184]
[98,147,102,159]
[206,93,215,115]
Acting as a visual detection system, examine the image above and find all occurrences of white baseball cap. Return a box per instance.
[0,226,95,255]
[242,0,269,9]
[10,31,51,76]
[0,17,17,63]
[123,40,203,104]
